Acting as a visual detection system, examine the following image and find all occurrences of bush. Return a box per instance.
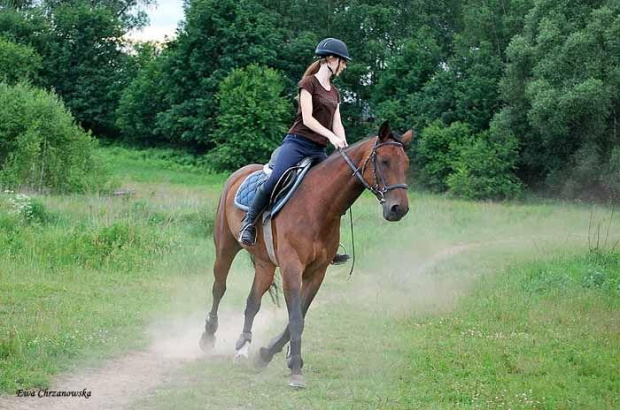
[205,64,291,171]
[0,82,108,193]
[416,121,471,191]
[0,37,41,84]
[447,130,522,200]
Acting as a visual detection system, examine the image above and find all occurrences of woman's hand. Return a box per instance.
[329,133,348,149]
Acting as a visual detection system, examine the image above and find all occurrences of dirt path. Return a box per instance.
[0,311,280,410]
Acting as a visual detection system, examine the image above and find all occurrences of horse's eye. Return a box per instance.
[381,159,389,166]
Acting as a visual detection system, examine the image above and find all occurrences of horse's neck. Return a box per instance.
[306,140,372,220]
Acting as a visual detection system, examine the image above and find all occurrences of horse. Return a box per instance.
[199,121,413,388]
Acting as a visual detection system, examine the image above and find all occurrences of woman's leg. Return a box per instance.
[239,136,310,245]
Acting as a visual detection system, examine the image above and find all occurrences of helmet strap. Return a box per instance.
[327,57,341,77]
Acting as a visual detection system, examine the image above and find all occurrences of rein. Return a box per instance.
[337,137,408,277]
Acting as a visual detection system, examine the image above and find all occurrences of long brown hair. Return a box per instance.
[295,57,334,102]
[300,59,322,81]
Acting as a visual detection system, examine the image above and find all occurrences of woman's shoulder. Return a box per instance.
[298,75,317,92]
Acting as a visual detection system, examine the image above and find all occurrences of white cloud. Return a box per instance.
[126,0,185,42]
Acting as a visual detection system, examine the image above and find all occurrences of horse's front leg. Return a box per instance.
[257,266,327,388]
[282,269,305,388]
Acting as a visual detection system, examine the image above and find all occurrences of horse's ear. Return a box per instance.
[400,129,414,148]
[378,121,391,141]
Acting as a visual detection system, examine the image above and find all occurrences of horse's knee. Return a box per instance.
[244,297,261,317]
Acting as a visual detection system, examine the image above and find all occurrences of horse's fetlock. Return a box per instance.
[287,354,303,370]
[205,315,218,334]
[235,332,252,351]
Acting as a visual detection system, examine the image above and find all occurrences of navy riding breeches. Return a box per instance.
[262,134,327,194]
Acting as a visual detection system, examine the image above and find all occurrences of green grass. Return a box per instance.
[401,251,620,409]
[0,146,223,392]
[1,145,618,409]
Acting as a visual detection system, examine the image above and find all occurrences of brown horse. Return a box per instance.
[199,121,413,388]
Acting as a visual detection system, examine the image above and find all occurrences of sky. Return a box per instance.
[126,0,185,42]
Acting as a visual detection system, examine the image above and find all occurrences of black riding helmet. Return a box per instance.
[315,38,352,62]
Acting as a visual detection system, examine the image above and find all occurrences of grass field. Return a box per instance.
[1,145,618,409]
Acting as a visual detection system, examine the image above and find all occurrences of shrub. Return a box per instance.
[205,64,290,171]
[0,37,41,84]
[0,82,108,193]
[416,121,471,191]
[5,193,52,224]
[447,126,522,200]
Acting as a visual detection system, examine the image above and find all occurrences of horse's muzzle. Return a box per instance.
[383,202,408,221]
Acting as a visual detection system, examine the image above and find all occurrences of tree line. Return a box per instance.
[0,0,618,199]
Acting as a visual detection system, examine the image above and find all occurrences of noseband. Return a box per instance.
[338,137,408,204]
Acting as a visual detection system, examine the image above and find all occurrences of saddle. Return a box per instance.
[234,147,314,218]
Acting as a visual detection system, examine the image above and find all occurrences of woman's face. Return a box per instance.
[328,57,347,76]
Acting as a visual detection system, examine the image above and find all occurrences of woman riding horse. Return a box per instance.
[201,38,414,389]
[238,38,351,266]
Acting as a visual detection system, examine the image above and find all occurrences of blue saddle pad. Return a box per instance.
[234,170,268,211]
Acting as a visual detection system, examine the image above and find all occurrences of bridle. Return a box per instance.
[338,137,408,204]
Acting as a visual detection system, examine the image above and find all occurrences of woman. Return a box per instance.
[239,37,351,252]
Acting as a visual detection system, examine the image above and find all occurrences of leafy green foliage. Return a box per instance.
[3,0,620,202]
[41,3,135,136]
[416,121,471,191]
[116,52,169,144]
[498,0,620,198]
[0,82,107,193]
[146,0,286,148]
[447,129,522,200]
[205,64,290,171]
[0,36,41,84]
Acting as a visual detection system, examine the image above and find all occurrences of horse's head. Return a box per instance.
[362,121,414,222]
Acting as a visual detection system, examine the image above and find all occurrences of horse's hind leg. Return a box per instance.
[199,223,241,351]
[233,259,275,362]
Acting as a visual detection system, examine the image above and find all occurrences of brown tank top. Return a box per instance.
[288,75,341,146]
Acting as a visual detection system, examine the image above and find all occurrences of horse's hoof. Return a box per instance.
[253,347,272,370]
[199,332,216,352]
[233,342,250,365]
[288,373,306,389]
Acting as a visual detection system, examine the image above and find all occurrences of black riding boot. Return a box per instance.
[239,185,271,246]
[331,252,350,265]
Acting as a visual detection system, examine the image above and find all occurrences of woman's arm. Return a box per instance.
[300,89,347,148]
[332,104,347,147]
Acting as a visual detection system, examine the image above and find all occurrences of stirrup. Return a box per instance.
[239,224,257,246]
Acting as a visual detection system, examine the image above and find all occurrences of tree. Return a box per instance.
[116,48,169,144]
[205,64,290,171]
[0,36,41,84]
[498,0,620,198]
[41,3,134,136]
[136,0,286,148]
